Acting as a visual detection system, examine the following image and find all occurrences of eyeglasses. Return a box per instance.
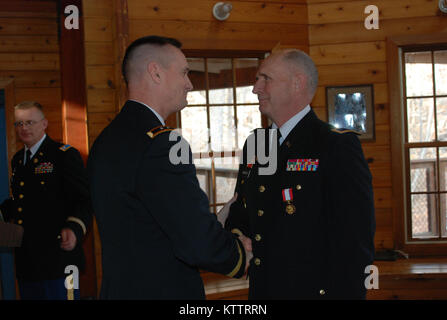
[14,119,44,128]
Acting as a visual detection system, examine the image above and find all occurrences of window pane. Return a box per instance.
[437,98,447,141]
[187,58,207,105]
[405,51,433,97]
[237,105,262,149]
[208,58,233,104]
[181,107,209,153]
[210,106,235,152]
[235,58,258,104]
[440,147,447,192]
[410,148,437,192]
[407,98,435,142]
[411,193,439,239]
[435,50,447,96]
[194,158,211,199]
[441,193,447,237]
[216,174,237,204]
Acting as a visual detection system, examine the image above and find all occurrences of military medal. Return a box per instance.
[282,188,296,215]
[287,159,319,172]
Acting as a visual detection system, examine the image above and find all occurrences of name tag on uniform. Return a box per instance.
[286,159,319,172]
[35,162,54,174]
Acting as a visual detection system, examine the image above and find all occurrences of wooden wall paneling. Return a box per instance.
[308,0,439,24]
[0,17,58,35]
[113,0,129,111]
[0,71,60,88]
[129,20,308,51]
[87,88,116,113]
[0,35,59,53]
[309,16,447,46]
[316,62,387,86]
[83,17,113,42]
[127,0,308,24]
[0,53,60,71]
[309,41,386,65]
[0,79,17,175]
[0,0,57,18]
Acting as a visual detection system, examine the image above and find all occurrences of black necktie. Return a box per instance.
[25,149,32,165]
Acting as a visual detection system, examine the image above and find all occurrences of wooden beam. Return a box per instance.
[58,0,96,298]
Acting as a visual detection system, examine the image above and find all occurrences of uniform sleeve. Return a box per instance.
[225,138,251,238]
[135,133,246,278]
[225,164,251,238]
[326,133,376,299]
[62,148,93,244]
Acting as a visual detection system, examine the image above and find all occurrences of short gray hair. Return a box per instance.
[15,101,45,117]
[282,49,318,99]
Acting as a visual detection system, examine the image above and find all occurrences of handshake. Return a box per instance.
[217,193,253,275]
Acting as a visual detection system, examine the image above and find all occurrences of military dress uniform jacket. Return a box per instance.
[87,100,246,300]
[225,109,376,300]
[0,136,92,281]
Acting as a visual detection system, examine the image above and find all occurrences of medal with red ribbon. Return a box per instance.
[282,188,296,215]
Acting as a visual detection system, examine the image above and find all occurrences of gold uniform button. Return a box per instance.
[34,158,38,163]
[296,185,302,190]
[241,180,245,184]
[255,234,262,241]
[259,185,265,193]
[20,181,24,186]
[254,258,261,266]
[257,210,264,217]
[19,194,24,199]
[18,207,23,212]
[41,181,45,185]
[18,220,23,225]
[319,289,326,296]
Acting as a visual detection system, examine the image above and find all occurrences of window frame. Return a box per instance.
[388,33,447,255]
[174,50,268,214]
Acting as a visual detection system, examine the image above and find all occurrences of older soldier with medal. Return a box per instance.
[225,49,376,299]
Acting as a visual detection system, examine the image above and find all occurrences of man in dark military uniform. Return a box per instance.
[0,101,92,300]
[87,35,250,299]
[225,49,376,299]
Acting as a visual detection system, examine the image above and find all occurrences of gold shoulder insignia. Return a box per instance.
[331,128,361,135]
[59,144,72,151]
[146,125,174,139]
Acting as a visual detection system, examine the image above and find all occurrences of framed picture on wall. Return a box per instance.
[326,84,375,141]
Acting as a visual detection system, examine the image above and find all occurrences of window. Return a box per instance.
[180,55,265,213]
[402,46,447,241]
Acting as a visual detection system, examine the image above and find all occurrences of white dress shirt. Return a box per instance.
[24,133,46,164]
[272,105,311,145]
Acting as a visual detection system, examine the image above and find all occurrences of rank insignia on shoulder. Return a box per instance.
[59,144,72,152]
[287,159,319,172]
[331,128,361,135]
[147,125,174,139]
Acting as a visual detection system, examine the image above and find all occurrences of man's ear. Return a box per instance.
[147,62,162,84]
[294,73,305,92]
[42,118,48,130]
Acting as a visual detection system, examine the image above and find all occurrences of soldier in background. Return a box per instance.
[0,101,92,300]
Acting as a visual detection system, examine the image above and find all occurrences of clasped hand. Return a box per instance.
[217,193,253,275]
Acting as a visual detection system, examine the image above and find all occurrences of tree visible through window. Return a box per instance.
[180,56,264,214]
[403,47,447,240]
